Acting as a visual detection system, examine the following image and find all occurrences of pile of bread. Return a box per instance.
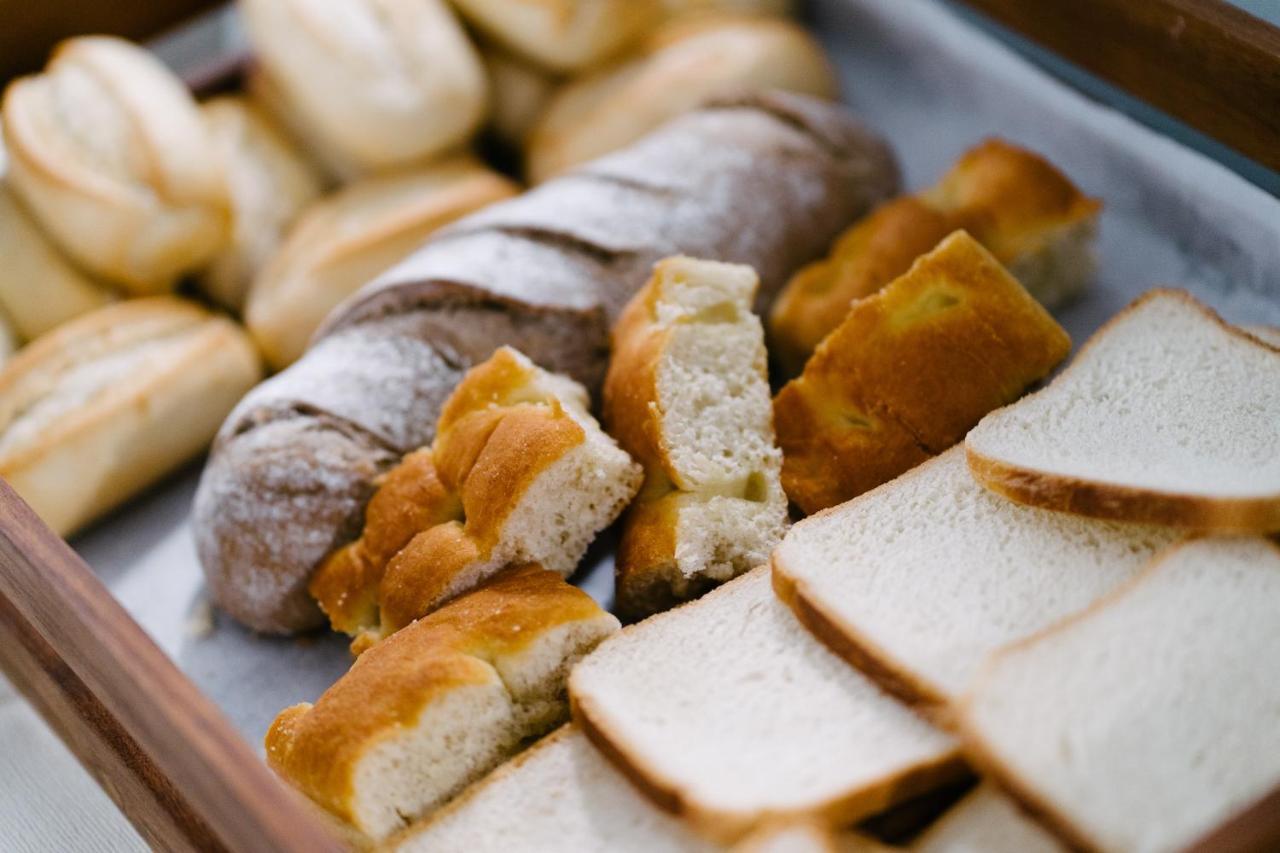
[0,0,832,537]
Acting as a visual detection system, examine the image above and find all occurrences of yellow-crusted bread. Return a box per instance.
[266,564,619,844]
[309,346,641,648]
[774,231,1070,515]
[604,257,787,619]
[769,139,1099,374]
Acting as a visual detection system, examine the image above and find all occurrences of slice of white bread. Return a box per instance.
[1245,324,1280,347]
[388,724,719,852]
[266,565,619,843]
[569,567,964,843]
[605,256,788,618]
[733,821,897,853]
[966,290,1280,531]
[772,448,1176,707]
[912,784,1064,853]
[956,537,1280,853]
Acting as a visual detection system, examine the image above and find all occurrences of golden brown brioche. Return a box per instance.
[603,257,787,618]
[267,564,619,843]
[0,298,262,536]
[526,14,837,182]
[1,37,230,295]
[774,231,1070,515]
[309,346,640,648]
[244,157,517,369]
[769,138,1099,375]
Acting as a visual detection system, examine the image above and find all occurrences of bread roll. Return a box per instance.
[527,15,837,182]
[267,564,619,842]
[0,298,261,537]
[239,0,488,176]
[482,46,557,149]
[245,157,517,369]
[450,0,663,73]
[195,92,900,634]
[1,37,230,295]
[197,96,323,311]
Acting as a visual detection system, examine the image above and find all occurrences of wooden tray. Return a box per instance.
[1,1,1279,850]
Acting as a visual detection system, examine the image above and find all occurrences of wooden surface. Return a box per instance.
[953,0,1280,173]
[0,479,345,853]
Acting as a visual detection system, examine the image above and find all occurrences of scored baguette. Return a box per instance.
[965,289,1280,532]
[195,92,900,634]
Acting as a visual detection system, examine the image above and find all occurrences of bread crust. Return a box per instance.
[965,289,1280,532]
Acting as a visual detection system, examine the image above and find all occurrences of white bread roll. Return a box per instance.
[239,0,488,176]
[0,298,262,537]
[527,14,837,182]
[197,96,323,311]
[1,37,231,295]
[450,0,663,73]
[245,157,516,369]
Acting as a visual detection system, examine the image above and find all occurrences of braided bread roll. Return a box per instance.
[194,92,899,633]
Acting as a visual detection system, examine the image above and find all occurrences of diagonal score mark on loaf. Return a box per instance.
[194,91,901,633]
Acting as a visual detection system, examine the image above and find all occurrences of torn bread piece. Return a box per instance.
[913,784,1065,853]
[966,290,1280,532]
[774,231,1070,515]
[308,346,640,649]
[957,537,1280,853]
[569,567,964,843]
[605,256,788,618]
[267,565,619,844]
[772,448,1175,708]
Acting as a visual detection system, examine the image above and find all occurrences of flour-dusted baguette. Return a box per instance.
[912,784,1065,853]
[956,537,1280,853]
[569,567,963,843]
[774,231,1070,516]
[526,14,837,183]
[966,290,1280,532]
[1,37,230,295]
[604,257,787,619]
[0,298,261,537]
[240,0,487,177]
[195,92,900,634]
[266,564,618,843]
[309,346,640,650]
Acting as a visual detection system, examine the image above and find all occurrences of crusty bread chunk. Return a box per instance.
[913,784,1065,853]
[309,346,641,649]
[605,256,788,618]
[388,724,718,852]
[957,537,1280,853]
[266,565,619,843]
[772,448,1175,706]
[569,567,963,843]
[770,138,1099,374]
[774,231,1070,515]
[966,290,1280,531]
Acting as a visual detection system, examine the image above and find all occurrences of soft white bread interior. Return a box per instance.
[196,95,322,311]
[605,256,788,618]
[912,784,1065,853]
[966,289,1280,531]
[569,567,964,843]
[526,14,837,182]
[957,536,1280,853]
[388,724,718,852]
[267,565,619,843]
[1,36,230,294]
[244,157,516,369]
[772,448,1176,707]
[309,346,642,648]
[239,0,487,176]
[0,298,261,536]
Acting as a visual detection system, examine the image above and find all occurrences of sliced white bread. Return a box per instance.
[957,536,1280,853]
[733,821,897,853]
[1245,324,1280,348]
[966,290,1280,531]
[771,448,1176,707]
[605,256,788,618]
[912,784,1064,853]
[388,724,718,852]
[569,567,964,843]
